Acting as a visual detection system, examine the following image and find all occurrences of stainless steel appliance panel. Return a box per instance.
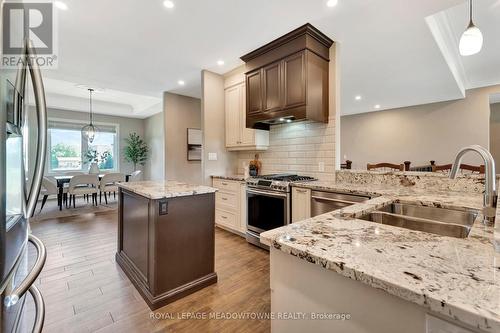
[246,188,290,249]
[311,190,370,216]
[1,38,48,333]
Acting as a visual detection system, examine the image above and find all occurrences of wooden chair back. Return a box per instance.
[430,161,484,174]
[367,163,404,171]
[340,160,352,170]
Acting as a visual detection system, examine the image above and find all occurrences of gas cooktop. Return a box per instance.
[246,174,316,192]
[256,174,317,182]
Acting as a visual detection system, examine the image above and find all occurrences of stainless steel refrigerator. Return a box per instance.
[0,39,48,332]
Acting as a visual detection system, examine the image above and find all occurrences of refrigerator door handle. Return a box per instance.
[23,38,48,218]
[4,234,47,307]
[28,285,45,333]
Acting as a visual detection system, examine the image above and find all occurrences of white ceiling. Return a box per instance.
[35,78,162,118]
[40,0,499,118]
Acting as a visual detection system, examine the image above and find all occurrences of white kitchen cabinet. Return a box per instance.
[225,82,269,151]
[291,187,311,223]
[212,178,247,235]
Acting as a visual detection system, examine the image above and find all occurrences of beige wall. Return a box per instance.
[489,103,500,166]
[144,112,165,181]
[164,92,202,184]
[201,70,238,185]
[341,85,500,170]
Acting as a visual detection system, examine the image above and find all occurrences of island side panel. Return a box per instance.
[118,189,150,283]
[153,193,216,295]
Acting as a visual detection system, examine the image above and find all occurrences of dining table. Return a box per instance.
[54,174,131,210]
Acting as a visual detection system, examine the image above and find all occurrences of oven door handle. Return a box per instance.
[247,188,288,198]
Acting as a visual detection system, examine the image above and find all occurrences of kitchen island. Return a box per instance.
[261,171,500,333]
[116,181,218,310]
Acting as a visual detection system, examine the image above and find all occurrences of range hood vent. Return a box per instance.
[240,23,334,130]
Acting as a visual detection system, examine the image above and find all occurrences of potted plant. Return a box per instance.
[85,149,111,174]
[124,133,149,171]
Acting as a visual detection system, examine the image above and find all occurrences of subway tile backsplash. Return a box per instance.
[236,117,336,181]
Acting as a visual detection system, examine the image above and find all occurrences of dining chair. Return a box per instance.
[67,174,99,208]
[99,173,125,204]
[367,163,405,171]
[129,170,142,181]
[62,171,90,201]
[430,161,484,174]
[39,176,67,213]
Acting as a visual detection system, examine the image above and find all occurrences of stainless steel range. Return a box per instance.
[246,174,316,249]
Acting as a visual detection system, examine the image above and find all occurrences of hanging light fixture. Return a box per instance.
[82,88,98,143]
[459,0,483,56]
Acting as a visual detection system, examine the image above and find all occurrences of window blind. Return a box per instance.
[48,120,117,133]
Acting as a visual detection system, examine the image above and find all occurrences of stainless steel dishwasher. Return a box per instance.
[311,191,371,216]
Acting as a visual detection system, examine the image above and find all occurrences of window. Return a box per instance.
[48,120,119,174]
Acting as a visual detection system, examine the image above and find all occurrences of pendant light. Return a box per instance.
[459,0,483,56]
[82,88,98,143]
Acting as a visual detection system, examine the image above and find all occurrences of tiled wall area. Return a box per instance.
[236,117,336,180]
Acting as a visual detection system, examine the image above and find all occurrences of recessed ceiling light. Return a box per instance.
[163,0,175,9]
[374,104,381,109]
[54,1,68,10]
[286,119,292,123]
[355,95,362,101]
[177,80,185,86]
[279,118,285,122]
[217,60,225,66]
[326,0,338,7]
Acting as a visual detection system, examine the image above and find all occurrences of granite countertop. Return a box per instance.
[211,175,247,181]
[292,180,484,211]
[261,180,500,332]
[118,181,217,200]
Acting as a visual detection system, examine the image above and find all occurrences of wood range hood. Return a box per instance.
[240,23,334,130]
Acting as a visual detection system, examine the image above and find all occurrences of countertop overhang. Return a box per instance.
[118,181,217,200]
[261,180,500,332]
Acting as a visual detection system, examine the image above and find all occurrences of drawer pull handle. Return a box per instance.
[221,215,227,219]
[222,197,228,201]
[296,189,308,193]
[221,182,228,186]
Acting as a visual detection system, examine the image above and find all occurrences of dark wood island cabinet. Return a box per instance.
[116,181,218,310]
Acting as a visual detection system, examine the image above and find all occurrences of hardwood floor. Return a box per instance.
[29,211,270,333]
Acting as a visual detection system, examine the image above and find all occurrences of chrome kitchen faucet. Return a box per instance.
[449,145,497,225]
[450,147,500,252]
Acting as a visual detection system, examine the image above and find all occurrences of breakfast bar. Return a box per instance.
[116,181,218,310]
[261,171,500,333]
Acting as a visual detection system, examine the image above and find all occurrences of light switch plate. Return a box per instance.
[208,153,218,161]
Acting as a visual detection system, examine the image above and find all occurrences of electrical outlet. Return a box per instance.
[318,162,325,172]
[208,153,218,161]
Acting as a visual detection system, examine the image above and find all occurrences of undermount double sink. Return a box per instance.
[359,203,478,238]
